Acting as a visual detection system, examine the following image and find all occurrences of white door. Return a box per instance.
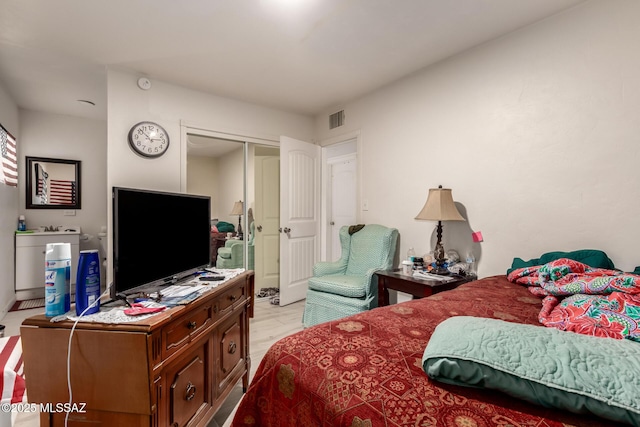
[254,155,280,290]
[279,136,321,306]
[329,156,357,261]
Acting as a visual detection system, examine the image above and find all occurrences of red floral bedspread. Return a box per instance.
[508,258,640,340]
[232,276,622,427]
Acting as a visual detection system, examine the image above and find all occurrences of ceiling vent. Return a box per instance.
[329,110,345,129]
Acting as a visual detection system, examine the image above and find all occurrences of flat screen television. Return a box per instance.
[112,187,211,298]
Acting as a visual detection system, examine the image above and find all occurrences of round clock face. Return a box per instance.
[128,121,170,158]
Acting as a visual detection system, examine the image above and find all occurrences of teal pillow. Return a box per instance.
[215,221,235,233]
[423,317,640,426]
[507,249,615,275]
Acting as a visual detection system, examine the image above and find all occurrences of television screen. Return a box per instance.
[112,187,211,298]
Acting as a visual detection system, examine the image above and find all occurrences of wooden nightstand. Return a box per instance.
[376,269,472,306]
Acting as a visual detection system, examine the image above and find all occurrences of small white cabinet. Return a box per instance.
[15,232,80,300]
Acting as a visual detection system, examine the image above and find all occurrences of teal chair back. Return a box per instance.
[344,225,396,276]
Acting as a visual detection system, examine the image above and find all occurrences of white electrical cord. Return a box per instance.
[64,284,112,427]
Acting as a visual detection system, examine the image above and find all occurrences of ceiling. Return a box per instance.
[0,0,586,122]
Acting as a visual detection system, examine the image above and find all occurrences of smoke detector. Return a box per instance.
[137,77,152,90]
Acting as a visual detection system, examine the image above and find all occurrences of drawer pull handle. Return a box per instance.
[185,382,196,401]
[213,305,218,313]
[229,295,237,302]
[187,321,197,330]
[228,340,237,354]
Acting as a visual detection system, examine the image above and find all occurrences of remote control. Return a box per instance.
[199,276,224,281]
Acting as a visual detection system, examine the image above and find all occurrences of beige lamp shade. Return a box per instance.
[230,200,243,216]
[415,188,465,221]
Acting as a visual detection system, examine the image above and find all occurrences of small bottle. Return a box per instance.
[407,247,415,262]
[466,253,476,277]
[17,215,26,231]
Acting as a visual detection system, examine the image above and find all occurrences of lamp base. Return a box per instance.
[237,217,243,240]
[432,232,449,275]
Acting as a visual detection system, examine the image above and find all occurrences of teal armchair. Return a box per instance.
[216,239,244,269]
[215,222,255,270]
[302,224,398,327]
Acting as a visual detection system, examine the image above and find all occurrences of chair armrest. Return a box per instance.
[313,260,347,277]
[231,241,244,257]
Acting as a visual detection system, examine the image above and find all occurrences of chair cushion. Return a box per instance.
[308,274,369,298]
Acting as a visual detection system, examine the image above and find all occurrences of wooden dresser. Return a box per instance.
[20,271,254,427]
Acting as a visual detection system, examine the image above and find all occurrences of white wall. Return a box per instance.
[217,147,244,229]
[106,69,314,284]
[0,81,19,316]
[18,110,107,243]
[187,155,219,218]
[186,150,245,224]
[107,69,313,193]
[315,0,640,276]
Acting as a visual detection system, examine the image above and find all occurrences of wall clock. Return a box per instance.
[128,121,170,158]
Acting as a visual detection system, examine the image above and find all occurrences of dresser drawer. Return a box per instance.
[217,312,246,395]
[167,342,211,427]
[163,303,214,359]
[216,285,245,314]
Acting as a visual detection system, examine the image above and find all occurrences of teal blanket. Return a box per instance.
[423,317,640,426]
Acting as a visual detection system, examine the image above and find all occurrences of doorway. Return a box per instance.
[253,145,280,292]
[323,139,358,261]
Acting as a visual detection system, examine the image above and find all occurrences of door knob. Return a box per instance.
[283,227,291,234]
[330,221,335,225]
[256,225,263,232]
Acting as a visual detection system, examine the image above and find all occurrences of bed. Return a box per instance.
[232,252,640,427]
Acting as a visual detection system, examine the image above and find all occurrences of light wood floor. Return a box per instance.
[3,296,306,427]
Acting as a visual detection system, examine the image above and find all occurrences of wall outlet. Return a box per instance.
[362,199,369,211]
[63,210,76,216]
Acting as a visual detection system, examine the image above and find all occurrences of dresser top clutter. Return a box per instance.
[20,270,254,427]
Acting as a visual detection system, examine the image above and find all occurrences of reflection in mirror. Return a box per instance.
[26,156,81,209]
[186,134,245,266]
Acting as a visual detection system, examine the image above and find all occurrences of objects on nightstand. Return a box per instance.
[415,185,466,275]
[446,249,460,263]
[407,247,415,262]
[466,253,476,277]
[401,260,413,275]
[406,247,424,270]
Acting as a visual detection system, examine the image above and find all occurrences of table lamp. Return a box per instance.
[415,185,465,275]
[230,200,244,239]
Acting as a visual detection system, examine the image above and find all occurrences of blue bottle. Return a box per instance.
[76,250,101,316]
[45,243,71,317]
